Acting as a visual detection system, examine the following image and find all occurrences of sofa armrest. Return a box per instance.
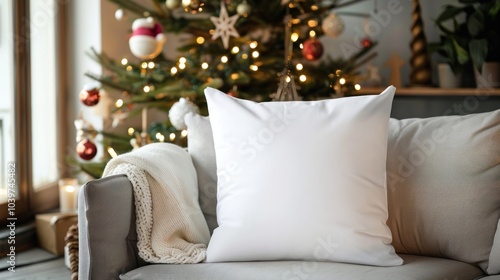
[78,174,146,280]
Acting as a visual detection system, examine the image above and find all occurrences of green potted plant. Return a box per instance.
[430,0,500,88]
[428,31,469,88]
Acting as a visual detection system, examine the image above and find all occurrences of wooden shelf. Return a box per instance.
[355,87,500,96]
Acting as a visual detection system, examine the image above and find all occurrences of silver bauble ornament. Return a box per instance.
[322,13,345,38]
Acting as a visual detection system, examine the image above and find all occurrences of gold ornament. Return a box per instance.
[271,70,300,101]
[272,14,300,101]
[182,0,204,14]
[210,1,240,49]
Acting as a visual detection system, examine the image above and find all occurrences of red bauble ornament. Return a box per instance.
[302,38,324,61]
[79,87,100,106]
[361,37,372,48]
[76,139,98,160]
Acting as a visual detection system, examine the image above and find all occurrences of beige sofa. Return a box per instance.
[78,110,500,280]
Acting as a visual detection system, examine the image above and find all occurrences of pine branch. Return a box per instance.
[324,0,370,11]
[151,0,166,17]
[85,72,134,93]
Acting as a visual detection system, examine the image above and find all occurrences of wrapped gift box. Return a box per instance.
[35,212,78,255]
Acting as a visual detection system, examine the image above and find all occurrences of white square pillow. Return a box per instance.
[205,86,402,266]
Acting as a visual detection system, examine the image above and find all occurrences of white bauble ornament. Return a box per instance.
[166,0,180,9]
[237,2,251,17]
[322,13,345,38]
[129,17,166,60]
[115,9,126,20]
[168,98,199,130]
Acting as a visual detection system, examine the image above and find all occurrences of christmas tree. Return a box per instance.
[73,0,376,178]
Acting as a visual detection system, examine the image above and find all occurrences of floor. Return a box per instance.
[0,248,70,279]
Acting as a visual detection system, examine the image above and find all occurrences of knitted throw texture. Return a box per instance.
[103,143,210,263]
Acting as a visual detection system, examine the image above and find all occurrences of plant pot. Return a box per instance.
[474,62,500,88]
[437,63,462,88]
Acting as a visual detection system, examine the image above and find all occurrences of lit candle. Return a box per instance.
[142,107,147,132]
[58,178,79,212]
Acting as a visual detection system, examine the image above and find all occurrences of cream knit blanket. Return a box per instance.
[103,143,210,263]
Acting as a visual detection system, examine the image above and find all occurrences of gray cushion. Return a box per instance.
[386,110,500,273]
[490,219,500,274]
[120,254,484,280]
[79,174,146,280]
[185,113,218,234]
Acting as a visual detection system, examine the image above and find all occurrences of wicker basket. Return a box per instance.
[65,224,79,280]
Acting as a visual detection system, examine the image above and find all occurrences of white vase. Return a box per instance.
[474,62,500,88]
[437,63,462,88]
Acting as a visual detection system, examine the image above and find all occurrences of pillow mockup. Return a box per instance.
[204,86,402,266]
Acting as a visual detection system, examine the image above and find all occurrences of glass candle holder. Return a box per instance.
[58,178,79,212]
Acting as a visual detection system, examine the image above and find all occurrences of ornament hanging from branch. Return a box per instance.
[359,17,374,49]
[236,1,251,17]
[210,1,240,49]
[182,0,204,14]
[322,13,345,38]
[361,37,372,48]
[272,12,300,101]
[302,38,324,61]
[74,114,98,161]
[76,138,98,161]
[272,70,300,101]
[115,8,127,21]
[111,110,129,128]
[79,84,100,106]
[166,0,181,9]
[129,17,166,60]
[168,97,200,130]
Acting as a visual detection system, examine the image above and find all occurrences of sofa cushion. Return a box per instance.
[185,113,218,234]
[120,254,485,280]
[479,276,500,280]
[204,86,401,266]
[386,109,500,274]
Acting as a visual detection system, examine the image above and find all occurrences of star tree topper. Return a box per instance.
[210,1,240,49]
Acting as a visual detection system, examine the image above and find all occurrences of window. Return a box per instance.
[0,1,16,203]
[30,0,59,189]
[0,0,67,223]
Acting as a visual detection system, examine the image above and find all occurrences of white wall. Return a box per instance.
[323,0,455,86]
[66,0,102,158]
